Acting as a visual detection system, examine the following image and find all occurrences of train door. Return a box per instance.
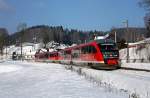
[81,45,97,61]
[72,48,81,60]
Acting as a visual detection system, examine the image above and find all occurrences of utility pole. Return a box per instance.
[21,36,23,60]
[17,23,27,61]
[114,31,117,43]
[33,35,36,50]
[6,46,7,58]
[123,20,129,63]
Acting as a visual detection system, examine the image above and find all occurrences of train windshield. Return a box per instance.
[98,43,119,58]
[98,43,117,51]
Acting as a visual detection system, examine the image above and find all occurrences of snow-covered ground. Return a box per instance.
[119,46,150,63]
[119,38,150,70]
[120,38,150,63]
[69,65,150,98]
[0,61,128,98]
[2,41,69,60]
[1,39,150,98]
[0,65,22,73]
[121,63,150,71]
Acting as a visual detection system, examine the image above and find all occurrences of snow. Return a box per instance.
[70,65,150,98]
[46,41,68,50]
[119,38,150,70]
[0,61,128,98]
[1,39,150,98]
[1,60,150,98]
[94,34,109,40]
[121,63,150,70]
[2,41,69,60]
[0,65,22,73]
[129,37,150,45]
[119,45,150,70]
[119,46,150,63]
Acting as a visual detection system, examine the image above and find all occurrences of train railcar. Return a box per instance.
[35,49,49,59]
[48,51,63,62]
[47,39,119,69]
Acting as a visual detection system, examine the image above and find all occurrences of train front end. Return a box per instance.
[95,39,120,69]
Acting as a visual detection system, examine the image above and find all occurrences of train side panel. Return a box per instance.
[35,39,120,69]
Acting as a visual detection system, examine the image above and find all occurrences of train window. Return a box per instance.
[49,53,58,57]
[88,46,97,53]
[98,43,117,51]
[55,53,58,57]
[64,50,71,55]
[72,48,80,58]
[81,46,88,54]
[81,45,97,54]
[59,51,64,56]
[50,54,53,57]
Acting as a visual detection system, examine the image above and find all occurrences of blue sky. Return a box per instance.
[0,0,146,33]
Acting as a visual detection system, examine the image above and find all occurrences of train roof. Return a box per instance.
[62,39,115,51]
[49,51,59,54]
[94,39,115,44]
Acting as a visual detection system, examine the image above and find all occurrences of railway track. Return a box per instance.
[34,59,150,73]
[119,67,150,72]
[66,64,150,81]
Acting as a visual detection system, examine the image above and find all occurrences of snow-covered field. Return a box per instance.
[0,65,22,73]
[69,65,150,98]
[1,40,150,97]
[0,61,128,98]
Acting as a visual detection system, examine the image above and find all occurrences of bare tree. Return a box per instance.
[139,0,150,37]
[0,28,9,55]
[139,0,150,10]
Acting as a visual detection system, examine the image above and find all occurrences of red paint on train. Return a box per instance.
[35,39,119,69]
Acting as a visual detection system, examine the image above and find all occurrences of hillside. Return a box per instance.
[0,28,9,54]
[0,28,8,36]
[110,27,147,43]
[9,25,104,45]
[2,25,147,47]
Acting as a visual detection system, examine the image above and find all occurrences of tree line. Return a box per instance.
[8,25,106,46]
[0,24,148,55]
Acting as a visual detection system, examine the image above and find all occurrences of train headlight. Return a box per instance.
[104,54,107,57]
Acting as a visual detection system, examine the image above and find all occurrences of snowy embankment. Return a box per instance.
[0,62,22,73]
[0,65,22,73]
[119,38,150,70]
[121,63,150,71]
[0,61,128,98]
[119,47,150,70]
[68,65,150,98]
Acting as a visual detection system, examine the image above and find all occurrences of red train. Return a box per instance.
[35,39,120,69]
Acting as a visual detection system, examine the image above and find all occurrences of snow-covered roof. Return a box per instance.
[129,37,150,45]
[22,42,35,46]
